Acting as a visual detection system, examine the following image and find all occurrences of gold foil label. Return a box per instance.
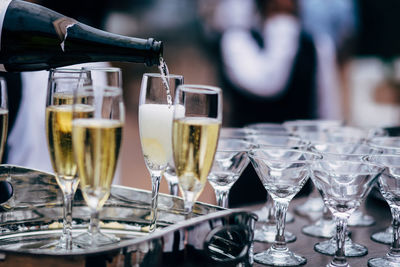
[53,17,78,42]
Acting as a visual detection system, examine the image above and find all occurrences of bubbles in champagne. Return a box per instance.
[158,57,172,107]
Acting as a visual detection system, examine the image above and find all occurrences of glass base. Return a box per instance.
[315,237,367,257]
[368,255,400,267]
[348,210,375,227]
[39,235,80,250]
[74,231,120,248]
[254,224,296,243]
[294,197,324,219]
[254,246,306,266]
[255,205,295,224]
[371,226,392,245]
[302,218,336,238]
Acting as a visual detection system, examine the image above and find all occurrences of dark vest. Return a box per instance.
[224,30,318,206]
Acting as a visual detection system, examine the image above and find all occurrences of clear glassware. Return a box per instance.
[311,160,384,267]
[172,85,222,215]
[283,119,342,218]
[138,73,184,230]
[369,136,400,245]
[248,147,321,266]
[208,138,251,208]
[0,78,8,162]
[366,154,400,266]
[73,67,124,247]
[310,142,382,256]
[45,69,91,250]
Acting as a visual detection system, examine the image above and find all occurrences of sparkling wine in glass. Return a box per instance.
[311,159,384,267]
[45,69,91,249]
[208,138,251,208]
[172,85,222,215]
[248,147,321,266]
[73,67,124,247]
[139,73,183,231]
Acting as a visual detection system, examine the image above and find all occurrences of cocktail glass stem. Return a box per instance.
[150,174,161,232]
[389,207,400,257]
[331,217,348,266]
[273,199,289,250]
[215,188,229,208]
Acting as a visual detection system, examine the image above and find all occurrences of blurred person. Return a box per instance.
[216,0,342,206]
[1,0,123,183]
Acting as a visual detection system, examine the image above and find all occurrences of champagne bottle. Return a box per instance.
[0,0,163,72]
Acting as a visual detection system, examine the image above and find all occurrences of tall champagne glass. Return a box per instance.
[73,67,124,247]
[45,70,91,249]
[172,85,222,215]
[0,78,7,162]
[138,73,183,231]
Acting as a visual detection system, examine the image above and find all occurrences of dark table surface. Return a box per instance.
[250,193,392,266]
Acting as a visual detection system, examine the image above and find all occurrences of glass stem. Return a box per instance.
[272,199,289,250]
[62,192,74,250]
[150,174,161,232]
[89,210,100,237]
[168,181,179,197]
[389,207,400,257]
[215,189,229,208]
[332,217,348,266]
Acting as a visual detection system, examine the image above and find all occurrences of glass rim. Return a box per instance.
[217,138,253,151]
[283,119,343,127]
[81,66,121,72]
[364,154,400,166]
[143,73,183,79]
[177,84,221,94]
[312,158,385,171]
[248,147,321,161]
[50,68,90,73]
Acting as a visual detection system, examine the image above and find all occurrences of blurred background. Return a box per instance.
[30,0,400,204]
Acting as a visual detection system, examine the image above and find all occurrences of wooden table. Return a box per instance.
[251,194,392,266]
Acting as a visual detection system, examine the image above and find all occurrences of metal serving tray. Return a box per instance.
[0,165,257,266]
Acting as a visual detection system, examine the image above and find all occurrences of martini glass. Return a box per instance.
[368,137,400,244]
[247,135,308,243]
[366,154,400,267]
[248,147,320,266]
[283,120,342,218]
[310,143,383,256]
[208,138,251,208]
[311,159,384,267]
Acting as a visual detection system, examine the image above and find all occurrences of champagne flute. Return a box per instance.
[138,73,183,231]
[0,78,7,162]
[73,67,124,247]
[45,69,91,249]
[172,85,222,215]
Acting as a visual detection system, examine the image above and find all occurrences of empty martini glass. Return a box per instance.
[368,137,400,245]
[366,154,400,267]
[208,138,251,208]
[247,135,308,243]
[310,143,383,256]
[283,120,342,218]
[311,159,384,267]
[249,147,321,266]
